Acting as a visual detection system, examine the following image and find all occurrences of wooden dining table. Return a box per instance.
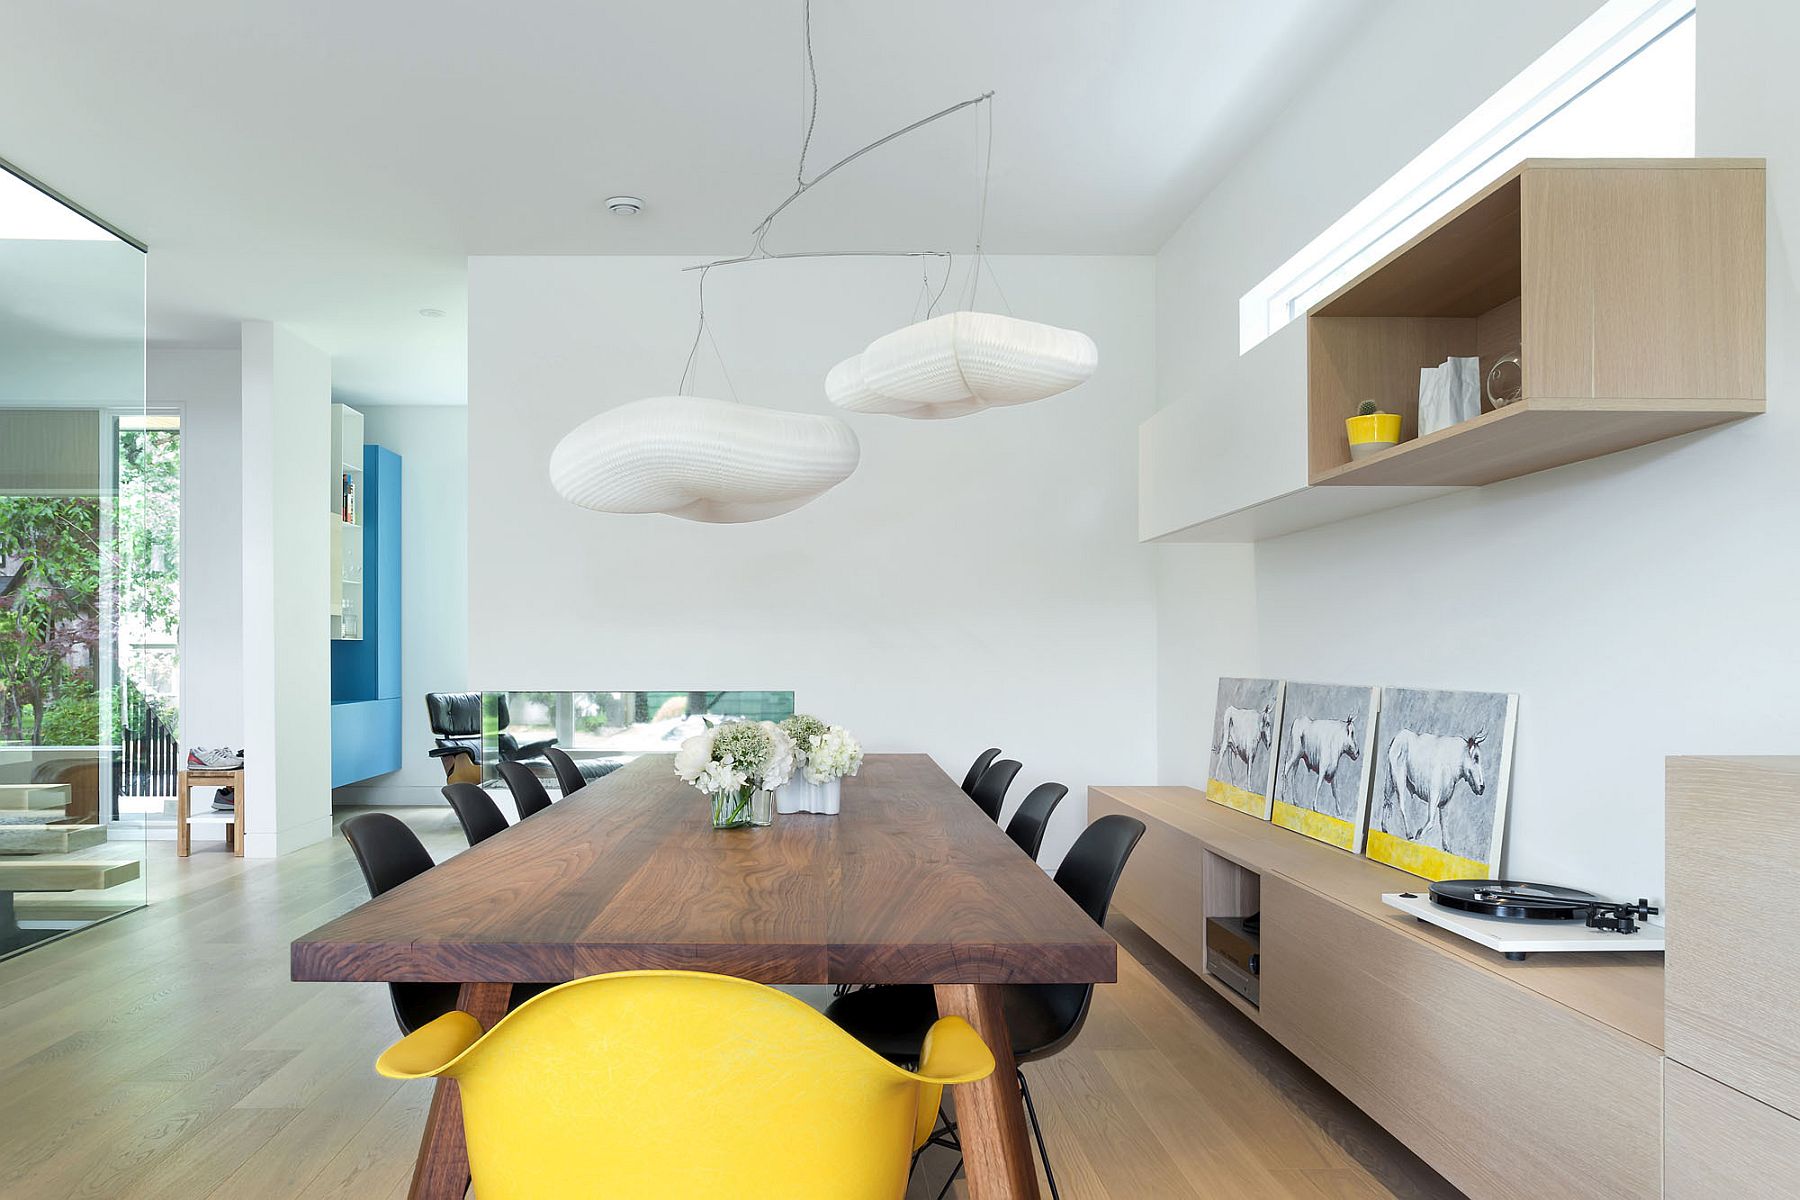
[292,752,1117,1199]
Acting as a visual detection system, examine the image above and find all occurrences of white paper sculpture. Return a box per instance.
[826,311,1098,419]
[549,396,860,523]
[1418,356,1481,436]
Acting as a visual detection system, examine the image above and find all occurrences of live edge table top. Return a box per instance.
[292,753,1117,987]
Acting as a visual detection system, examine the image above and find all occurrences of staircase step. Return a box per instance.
[0,825,108,855]
[0,784,72,811]
[0,859,140,891]
[0,810,69,826]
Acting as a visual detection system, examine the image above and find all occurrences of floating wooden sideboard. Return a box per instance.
[1308,158,1765,487]
[1089,784,1664,1200]
[1664,757,1800,1197]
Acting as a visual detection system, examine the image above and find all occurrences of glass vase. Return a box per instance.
[711,785,772,830]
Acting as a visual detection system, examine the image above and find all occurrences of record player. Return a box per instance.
[1382,879,1663,960]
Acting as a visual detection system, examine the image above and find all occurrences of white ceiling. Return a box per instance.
[0,0,1371,405]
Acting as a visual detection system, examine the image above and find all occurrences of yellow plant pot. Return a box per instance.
[1345,413,1403,460]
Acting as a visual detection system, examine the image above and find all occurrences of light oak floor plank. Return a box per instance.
[0,808,1462,1199]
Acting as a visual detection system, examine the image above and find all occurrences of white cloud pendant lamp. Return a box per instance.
[826,311,1098,419]
[549,396,860,523]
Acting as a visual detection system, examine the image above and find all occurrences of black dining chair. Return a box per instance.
[544,746,586,797]
[341,813,462,1035]
[824,814,1146,1200]
[496,760,554,819]
[968,758,1022,823]
[341,813,552,1037]
[960,748,1002,796]
[1004,782,1068,862]
[443,782,510,847]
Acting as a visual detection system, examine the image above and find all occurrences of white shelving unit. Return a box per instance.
[330,403,365,641]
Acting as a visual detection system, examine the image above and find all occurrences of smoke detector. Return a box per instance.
[605,195,644,216]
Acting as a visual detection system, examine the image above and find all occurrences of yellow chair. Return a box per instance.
[376,969,995,1199]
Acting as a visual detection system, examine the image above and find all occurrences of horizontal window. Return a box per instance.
[1240,0,1696,354]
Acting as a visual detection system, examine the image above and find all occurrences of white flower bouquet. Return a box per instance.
[775,714,862,815]
[675,719,796,828]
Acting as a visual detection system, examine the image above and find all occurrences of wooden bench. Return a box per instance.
[177,768,245,857]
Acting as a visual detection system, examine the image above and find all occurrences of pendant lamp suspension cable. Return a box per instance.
[913,252,955,323]
[958,97,1011,317]
[796,0,819,187]
[677,264,741,401]
[684,0,993,273]
[675,0,1002,394]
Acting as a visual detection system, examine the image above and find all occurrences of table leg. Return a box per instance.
[407,981,510,1200]
[934,983,1041,1200]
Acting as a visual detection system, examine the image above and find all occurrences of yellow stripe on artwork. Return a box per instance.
[1206,778,1270,818]
[1271,800,1355,850]
[1365,829,1491,881]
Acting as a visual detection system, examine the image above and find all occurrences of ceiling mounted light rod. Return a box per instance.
[747,89,994,248]
[681,249,951,273]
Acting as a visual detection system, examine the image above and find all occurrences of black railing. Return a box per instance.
[118,680,178,801]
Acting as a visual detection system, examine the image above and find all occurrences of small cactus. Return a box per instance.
[1357,400,1380,416]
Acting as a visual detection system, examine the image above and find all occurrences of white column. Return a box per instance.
[239,321,332,856]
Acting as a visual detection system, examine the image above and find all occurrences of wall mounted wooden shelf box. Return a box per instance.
[1308,158,1765,488]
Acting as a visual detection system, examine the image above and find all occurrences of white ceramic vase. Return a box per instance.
[775,774,841,815]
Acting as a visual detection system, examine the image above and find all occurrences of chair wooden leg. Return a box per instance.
[232,770,245,857]
[406,981,509,1200]
[176,776,191,858]
[933,983,1040,1200]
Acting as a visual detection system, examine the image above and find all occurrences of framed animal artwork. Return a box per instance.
[1270,683,1380,852]
[1206,678,1286,820]
[1367,686,1519,881]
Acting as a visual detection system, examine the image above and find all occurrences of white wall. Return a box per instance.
[468,254,1157,866]
[240,321,333,856]
[153,347,242,747]
[1150,0,1798,903]
[151,346,243,841]
[335,404,469,806]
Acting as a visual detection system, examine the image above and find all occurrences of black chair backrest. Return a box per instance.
[443,782,510,846]
[341,813,459,1034]
[961,748,1002,796]
[1053,814,1146,928]
[969,758,1022,822]
[343,812,435,898]
[496,760,554,819]
[545,745,586,797]
[1004,782,1068,862]
[1017,814,1148,1065]
[427,691,483,738]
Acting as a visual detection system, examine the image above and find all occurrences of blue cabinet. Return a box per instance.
[330,445,401,786]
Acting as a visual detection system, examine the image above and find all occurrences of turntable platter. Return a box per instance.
[1429,879,1602,921]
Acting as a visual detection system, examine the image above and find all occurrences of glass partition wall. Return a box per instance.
[481,692,796,786]
[0,159,150,958]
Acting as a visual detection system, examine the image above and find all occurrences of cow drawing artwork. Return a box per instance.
[1205,678,1286,819]
[1269,682,1381,850]
[1377,729,1486,848]
[1282,714,1359,816]
[1217,703,1274,787]
[1366,686,1517,881]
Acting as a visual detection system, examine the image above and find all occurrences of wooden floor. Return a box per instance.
[0,807,1462,1200]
